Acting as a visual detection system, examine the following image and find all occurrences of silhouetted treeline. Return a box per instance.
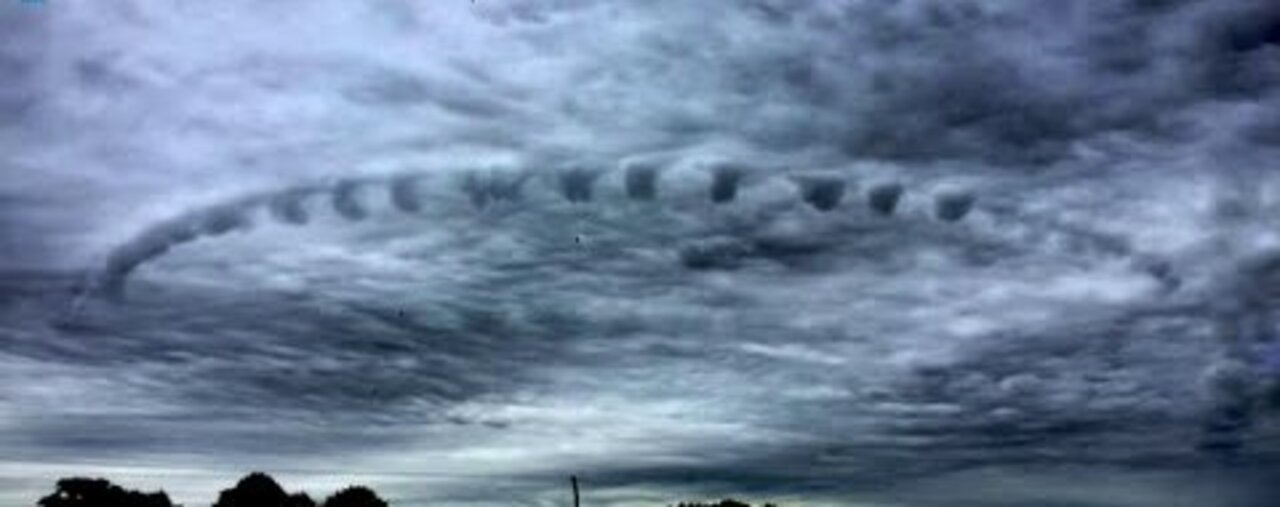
[37,472,387,507]
[670,500,778,507]
[38,478,173,507]
[39,473,781,507]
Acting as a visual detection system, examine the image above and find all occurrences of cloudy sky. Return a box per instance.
[2,0,1280,505]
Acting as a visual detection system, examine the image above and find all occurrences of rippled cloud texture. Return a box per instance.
[3,0,1280,506]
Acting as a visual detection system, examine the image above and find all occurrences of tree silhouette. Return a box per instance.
[288,493,318,507]
[212,472,315,507]
[322,486,387,507]
[38,477,173,507]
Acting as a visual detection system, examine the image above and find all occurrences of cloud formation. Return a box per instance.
[2,0,1280,506]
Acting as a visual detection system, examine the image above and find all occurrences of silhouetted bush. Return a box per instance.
[322,486,387,507]
[288,493,318,507]
[213,472,316,507]
[38,477,173,507]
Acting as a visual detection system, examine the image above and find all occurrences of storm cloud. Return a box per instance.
[2,0,1280,506]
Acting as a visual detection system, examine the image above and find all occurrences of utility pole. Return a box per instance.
[571,475,580,507]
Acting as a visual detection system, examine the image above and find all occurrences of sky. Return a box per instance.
[2,0,1280,506]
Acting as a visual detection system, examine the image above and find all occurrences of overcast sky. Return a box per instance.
[2,1,1280,506]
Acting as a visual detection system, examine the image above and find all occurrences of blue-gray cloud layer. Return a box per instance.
[2,0,1280,506]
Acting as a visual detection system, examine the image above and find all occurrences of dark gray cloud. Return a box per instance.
[3,0,1280,506]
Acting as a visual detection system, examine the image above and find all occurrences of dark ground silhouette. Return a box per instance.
[321,486,388,507]
[36,472,780,507]
[36,472,387,507]
[671,500,777,507]
[212,472,322,507]
[38,478,173,507]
